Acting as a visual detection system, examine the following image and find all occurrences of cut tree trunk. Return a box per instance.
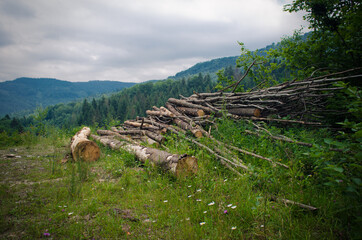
[176,107,206,117]
[124,120,160,131]
[71,127,100,162]
[91,134,198,177]
[228,108,261,117]
[167,98,214,113]
[165,102,203,138]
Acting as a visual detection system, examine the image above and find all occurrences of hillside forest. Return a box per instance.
[0,0,361,239]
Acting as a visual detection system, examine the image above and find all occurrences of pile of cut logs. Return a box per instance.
[72,70,360,210]
[89,70,360,176]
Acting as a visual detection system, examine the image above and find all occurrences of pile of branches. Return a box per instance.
[93,70,360,173]
[185,69,361,124]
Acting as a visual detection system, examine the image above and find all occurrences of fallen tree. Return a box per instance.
[70,127,100,162]
[91,134,198,177]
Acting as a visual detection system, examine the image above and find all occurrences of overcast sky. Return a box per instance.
[0,0,306,83]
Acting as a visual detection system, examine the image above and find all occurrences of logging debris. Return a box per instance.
[91,71,357,174]
[91,134,198,177]
[70,127,100,162]
[89,71,357,210]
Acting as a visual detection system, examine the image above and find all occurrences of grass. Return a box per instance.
[0,120,360,239]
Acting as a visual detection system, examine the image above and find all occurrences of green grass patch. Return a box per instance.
[0,121,360,239]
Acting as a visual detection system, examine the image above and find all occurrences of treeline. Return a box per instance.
[0,73,215,133]
[0,115,24,134]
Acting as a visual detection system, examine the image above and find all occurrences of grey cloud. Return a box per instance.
[0,0,35,18]
[0,26,13,47]
[0,0,306,82]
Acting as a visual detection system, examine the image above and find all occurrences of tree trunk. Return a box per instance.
[91,134,198,177]
[71,127,100,162]
[165,103,203,138]
[228,108,261,117]
[167,98,214,113]
[176,107,206,117]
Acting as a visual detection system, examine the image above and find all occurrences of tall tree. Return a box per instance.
[282,0,362,82]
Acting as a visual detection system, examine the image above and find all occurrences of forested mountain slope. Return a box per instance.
[0,78,135,116]
[169,42,279,80]
[44,73,215,128]
[171,56,238,80]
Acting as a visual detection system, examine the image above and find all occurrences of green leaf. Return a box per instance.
[325,165,344,173]
[323,182,335,187]
[352,178,362,186]
[333,167,344,173]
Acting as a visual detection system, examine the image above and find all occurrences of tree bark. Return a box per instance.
[176,107,206,117]
[167,98,214,113]
[165,103,203,138]
[70,127,100,162]
[124,120,160,131]
[98,129,165,144]
[228,108,261,117]
[270,196,317,211]
[91,134,198,177]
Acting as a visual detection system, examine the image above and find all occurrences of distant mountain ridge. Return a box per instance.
[170,56,239,79]
[168,42,279,80]
[0,78,135,116]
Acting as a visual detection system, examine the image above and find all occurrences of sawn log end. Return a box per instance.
[175,155,198,177]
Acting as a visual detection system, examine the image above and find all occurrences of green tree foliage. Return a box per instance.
[282,0,362,81]
[0,114,25,135]
[10,118,24,133]
[217,1,361,90]
[215,42,290,92]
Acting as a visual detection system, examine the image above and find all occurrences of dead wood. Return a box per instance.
[239,117,322,125]
[165,102,203,138]
[106,128,165,143]
[167,98,214,113]
[176,107,206,117]
[146,110,174,118]
[123,120,160,131]
[91,134,198,177]
[182,135,246,175]
[208,135,289,169]
[70,127,100,162]
[94,71,359,178]
[270,196,318,211]
[96,129,137,144]
[244,129,349,153]
[218,59,257,92]
[227,108,261,117]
